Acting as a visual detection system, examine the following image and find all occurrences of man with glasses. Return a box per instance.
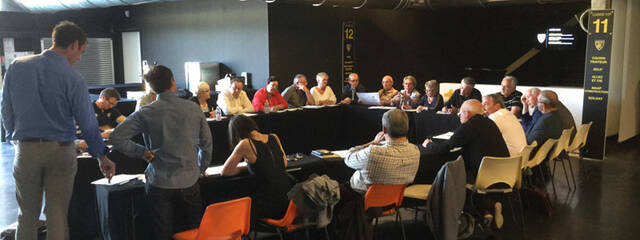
[341,73,366,104]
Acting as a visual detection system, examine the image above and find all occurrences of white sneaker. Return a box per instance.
[494,202,504,229]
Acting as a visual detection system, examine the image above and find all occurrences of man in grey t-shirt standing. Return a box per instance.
[110,65,212,239]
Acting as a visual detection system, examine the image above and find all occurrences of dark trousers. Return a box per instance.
[145,182,202,240]
[329,182,373,240]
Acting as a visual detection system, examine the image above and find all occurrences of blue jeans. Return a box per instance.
[145,182,202,240]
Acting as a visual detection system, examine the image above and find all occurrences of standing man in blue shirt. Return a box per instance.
[110,65,213,239]
[1,21,115,240]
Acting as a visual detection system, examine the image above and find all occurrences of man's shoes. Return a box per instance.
[494,202,504,229]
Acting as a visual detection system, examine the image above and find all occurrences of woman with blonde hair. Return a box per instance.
[417,80,444,112]
[189,82,216,117]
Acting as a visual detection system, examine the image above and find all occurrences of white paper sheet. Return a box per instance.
[433,131,454,140]
[91,174,145,185]
[205,162,247,177]
[331,150,349,158]
[356,92,380,105]
[368,106,396,110]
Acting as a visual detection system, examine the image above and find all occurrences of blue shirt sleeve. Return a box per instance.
[70,79,107,157]
[1,65,15,135]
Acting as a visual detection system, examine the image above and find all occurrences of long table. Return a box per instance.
[69,104,462,240]
[209,104,460,165]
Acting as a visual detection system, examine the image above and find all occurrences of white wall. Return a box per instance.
[122,32,142,84]
[615,0,640,142]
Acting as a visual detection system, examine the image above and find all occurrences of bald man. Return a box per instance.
[422,99,509,183]
[378,75,398,106]
[341,73,366,104]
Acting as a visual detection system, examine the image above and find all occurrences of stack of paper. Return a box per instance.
[433,132,454,140]
[91,174,145,185]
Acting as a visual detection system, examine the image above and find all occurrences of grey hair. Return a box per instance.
[293,74,306,84]
[461,99,484,116]
[484,93,505,108]
[539,90,558,108]
[502,75,518,86]
[316,72,328,79]
[528,87,541,96]
[382,109,409,138]
[461,77,476,87]
[425,80,439,93]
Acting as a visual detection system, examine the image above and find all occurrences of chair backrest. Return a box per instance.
[473,156,522,193]
[515,141,537,189]
[519,141,537,170]
[549,127,573,160]
[364,184,407,212]
[196,197,251,240]
[527,138,558,168]
[567,122,593,152]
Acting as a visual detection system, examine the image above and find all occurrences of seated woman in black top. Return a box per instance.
[221,115,293,219]
[416,80,444,113]
[189,82,216,117]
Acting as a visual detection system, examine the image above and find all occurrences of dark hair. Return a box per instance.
[232,77,245,85]
[267,76,279,85]
[52,21,87,48]
[144,65,174,93]
[100,88,121,101]
[228,115,260,148]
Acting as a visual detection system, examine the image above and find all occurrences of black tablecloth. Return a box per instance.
[70,104,462,240]
[209,105,460,165]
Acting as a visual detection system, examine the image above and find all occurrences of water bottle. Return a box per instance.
[264,101,270,113]
[215,107,222,120]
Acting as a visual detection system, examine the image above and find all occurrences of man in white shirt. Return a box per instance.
[217,78,254,115]
[482,93,527,156]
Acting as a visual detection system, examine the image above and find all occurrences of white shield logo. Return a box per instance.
[537,33,546,44]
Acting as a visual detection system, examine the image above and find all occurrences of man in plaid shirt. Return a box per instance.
[344,109,420,193]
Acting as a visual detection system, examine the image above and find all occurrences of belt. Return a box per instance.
[20,138,55,142]
[17,138,73,146]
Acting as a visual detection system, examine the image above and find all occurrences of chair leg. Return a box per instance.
[305,226,311,240]
[507,195,517,225]
[276,228,284,240]
[414,206,418,225]
[550,161,557,194]
[324,227,330,240]
[516,191,526,240]
[566,156,577,190]
[397,211,407,240]
[561,160,572,190]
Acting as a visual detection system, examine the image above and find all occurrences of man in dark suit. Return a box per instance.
[422,99,509,183]
[341,73,366,104]
[526,90,564,147]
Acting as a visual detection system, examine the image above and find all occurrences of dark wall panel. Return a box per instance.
[268,3,588,99]
[123,0,269,89]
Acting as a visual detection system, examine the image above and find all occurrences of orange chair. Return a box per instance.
[259,200,330,240]
[364,184,407,240]
[173,197,251,240]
